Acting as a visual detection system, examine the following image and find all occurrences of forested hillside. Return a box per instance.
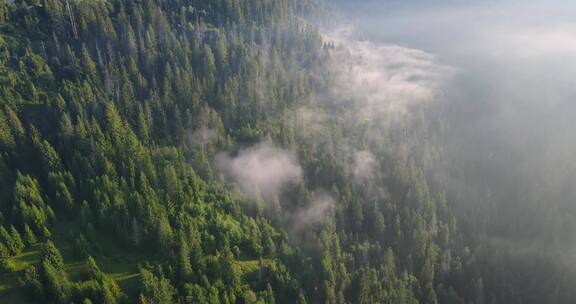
[0,0,566,303]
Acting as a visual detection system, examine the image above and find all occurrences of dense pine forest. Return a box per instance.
[0,0,573,303]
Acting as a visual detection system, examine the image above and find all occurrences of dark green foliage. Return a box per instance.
[138,268,176,304]
[0,0,5,24]
[41,240,64,271]
[24,223,37,244]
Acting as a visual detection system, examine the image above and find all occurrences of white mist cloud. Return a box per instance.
[325,27,454,121]
[215,142,303,201]
[352,150,377,183]
[216,143,336,233]
[496,26,576,58]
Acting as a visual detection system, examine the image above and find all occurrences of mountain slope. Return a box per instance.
[0,1,494,303]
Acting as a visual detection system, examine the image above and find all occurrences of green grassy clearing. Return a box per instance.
[0,221,150,303]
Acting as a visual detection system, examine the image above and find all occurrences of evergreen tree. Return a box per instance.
[41,241,65,271]
[0,0,5,24]
[139,269,176,304]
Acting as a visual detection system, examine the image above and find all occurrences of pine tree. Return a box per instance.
[202,45,216,88]
[10,226,25,254]
[81,44,97,79]
[177,235,192,284]
[265,284,276,304]
[157,215,173,252]
[41,241,65,270]
[139,269,176,304]
[0,110,16,151]
[0,0,6,24]
[87,256,104,281]
[42,259,69,302]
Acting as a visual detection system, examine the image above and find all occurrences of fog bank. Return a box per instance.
[337,0,576,264]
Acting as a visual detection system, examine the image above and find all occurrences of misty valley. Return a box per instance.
[0,0,574,303]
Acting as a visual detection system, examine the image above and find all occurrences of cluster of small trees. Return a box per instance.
[23,241,124,303]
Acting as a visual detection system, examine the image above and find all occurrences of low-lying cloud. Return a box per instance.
[215,142,303,202]
[292,192,335,229]
[352,150,377,183]
[216,143,337,238]
[325,28,454,121]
